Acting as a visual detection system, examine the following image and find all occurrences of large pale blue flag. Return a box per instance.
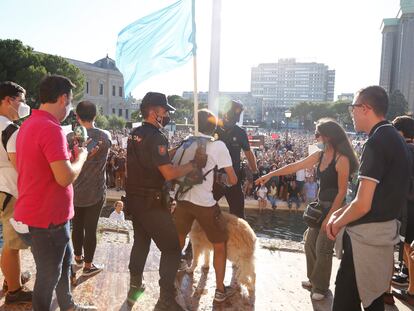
[116,0,196,96]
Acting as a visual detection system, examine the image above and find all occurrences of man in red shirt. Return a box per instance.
[15,75,95,311]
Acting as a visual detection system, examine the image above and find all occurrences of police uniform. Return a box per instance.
[126,121,180,294]
[214,124,251,218]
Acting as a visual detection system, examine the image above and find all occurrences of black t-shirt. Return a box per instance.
[216,125,250,173]
[350,121,410,226]
[288,184,300,198]
[126,122,170,192]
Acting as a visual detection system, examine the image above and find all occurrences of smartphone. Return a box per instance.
[87,140,99,152]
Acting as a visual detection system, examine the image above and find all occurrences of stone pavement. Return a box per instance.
[0,218,411,311]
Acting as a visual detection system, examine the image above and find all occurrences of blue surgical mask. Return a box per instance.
[316,142,326,150]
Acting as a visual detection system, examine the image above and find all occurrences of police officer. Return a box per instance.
[126,92,206,310]
[214,100,258,218]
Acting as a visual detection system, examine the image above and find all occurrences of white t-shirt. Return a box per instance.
[172,133,233,207]
[0,116,18,198]
[257,186,267,199]
[296,169,305,182]
[109,210,125,222]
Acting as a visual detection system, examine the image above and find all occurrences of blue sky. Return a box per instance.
[0,0,401,99]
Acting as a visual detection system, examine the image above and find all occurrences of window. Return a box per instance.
[112,108,115,114]
[119,86,123,97]
[119,109,122,117]
[125,109,129,119]
[112,85,116,96]
[99,83,104,95]
[86,82,89,94]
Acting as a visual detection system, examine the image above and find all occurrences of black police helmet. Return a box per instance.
[140,92,176,113]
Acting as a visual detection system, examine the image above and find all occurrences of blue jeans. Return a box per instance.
[28,222,74,311]
[288,197,301,209]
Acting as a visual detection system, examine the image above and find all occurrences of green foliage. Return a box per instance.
[387,90,408,121]
[167,95,207,124]
[95,114,109,129]
[131,110,142,122]
[291,100,353,130]
[0,39,85,108]
[107,115,126,130]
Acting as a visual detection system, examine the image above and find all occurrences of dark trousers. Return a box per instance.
[128,195,181,291]
[213,181,245,219]
[333,232,385,311]
[29,222,74,311]
[72,197,104,263]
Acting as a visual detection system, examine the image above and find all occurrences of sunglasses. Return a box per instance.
[348,103,363,113]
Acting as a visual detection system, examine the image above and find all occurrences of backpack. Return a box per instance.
[1,123,19,154]
[406,143,414,202]
[173,136,215,200]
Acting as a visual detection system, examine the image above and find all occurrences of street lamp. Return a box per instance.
[284,110,291,145]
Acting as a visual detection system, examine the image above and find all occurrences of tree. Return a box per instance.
[387,90,408,120]
[95,114,109,129]
[107,115,126,130]
[0,39,85,108]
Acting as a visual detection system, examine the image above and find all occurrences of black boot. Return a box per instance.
[153,287,185,311]
[127,274,145,306]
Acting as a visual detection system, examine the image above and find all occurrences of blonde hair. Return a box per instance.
[114,200,124,208]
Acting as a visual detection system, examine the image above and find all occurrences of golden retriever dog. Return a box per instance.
[187,212,256,293]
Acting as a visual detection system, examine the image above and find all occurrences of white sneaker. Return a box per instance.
[301,280,312,288]
[311,293,325,300]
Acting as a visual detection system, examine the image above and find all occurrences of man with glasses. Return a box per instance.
[14,75,96,310]
[0,81,32,304]
[327,86,410,311]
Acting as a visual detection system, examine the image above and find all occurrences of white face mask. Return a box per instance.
[64,102,73,120]
[11,102,31,119]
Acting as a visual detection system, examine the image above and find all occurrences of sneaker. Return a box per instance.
[392,289,414,306]
[311,292,325,301]
[74,256,84,268]
[82,263,104,277]
[392,273,409,287]
[3,271,32,292]
[5,286,32,304]
[213,286,237,303]
[154,291,186,311]
[127,284,145,306]
[301,280,312,289]
[73,304,98,310]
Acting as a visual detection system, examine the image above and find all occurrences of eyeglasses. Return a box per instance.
[348,103,363,113]
[11,97,26,105]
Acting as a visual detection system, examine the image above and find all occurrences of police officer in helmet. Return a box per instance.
[126,92,206,310]
[214,99,258,218]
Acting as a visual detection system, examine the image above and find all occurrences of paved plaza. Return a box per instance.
[0,216,411,311]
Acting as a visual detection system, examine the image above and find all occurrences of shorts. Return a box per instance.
[0,192,28,250]
[173,200,228,244]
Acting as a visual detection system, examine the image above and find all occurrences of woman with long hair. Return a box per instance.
[256,118,359,300]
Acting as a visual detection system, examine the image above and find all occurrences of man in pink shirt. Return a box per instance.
[15,75,95,311]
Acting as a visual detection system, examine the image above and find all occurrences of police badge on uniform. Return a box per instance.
[158,145,167,156]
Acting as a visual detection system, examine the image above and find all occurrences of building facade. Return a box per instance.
[67,56,138,120]
[380,0,414,112]
[181,91,263,124]
[250,59,335,123]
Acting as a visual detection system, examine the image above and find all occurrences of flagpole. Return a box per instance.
[193,55,199,135]
[191,0,199,135]
[208,0,221,116]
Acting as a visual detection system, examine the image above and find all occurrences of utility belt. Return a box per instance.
[128,187,170,209]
